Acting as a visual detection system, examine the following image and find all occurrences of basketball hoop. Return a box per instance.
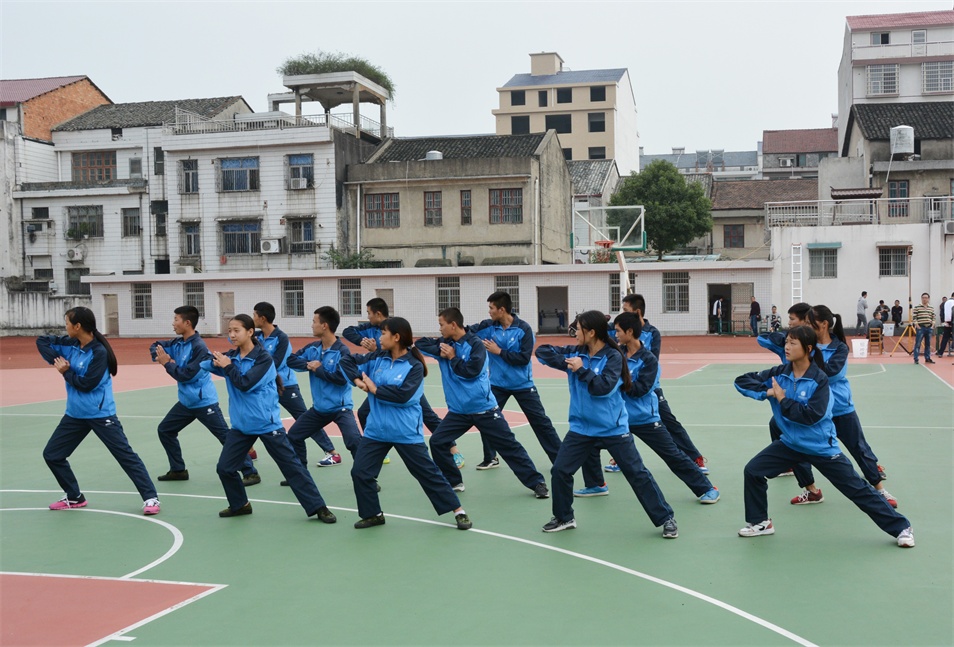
[594,240,615,250]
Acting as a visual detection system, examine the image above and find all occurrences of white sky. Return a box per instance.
[1,0,949,153]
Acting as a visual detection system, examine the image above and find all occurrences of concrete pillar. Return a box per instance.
[379,101,387,138]
[294,90,302,118]
[353,84,361,138]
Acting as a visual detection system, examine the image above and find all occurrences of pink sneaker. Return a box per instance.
[49,495,87,510]
[142,498,161,515]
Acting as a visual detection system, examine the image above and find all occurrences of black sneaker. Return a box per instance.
[662,518,678,538]
[542,517,576,533]
[219,502,253,518]
[455,512,472,530]
[279,480,290,487]
[242,473,261,487]
[926,358,936,364]
[157,470,189,481]
[313,506,337,524]
[476,457,500,470]
[354,514,386,529]
[533,482,550,499]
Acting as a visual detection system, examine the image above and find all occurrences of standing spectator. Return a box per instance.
[938,292,954,358]
[769,306,782,333]
[712,296,723,334]
[911,293,936,365]
[856,291,868,331]
[891,300,904,328]
[749,296,761,337]
[556,309,566,332]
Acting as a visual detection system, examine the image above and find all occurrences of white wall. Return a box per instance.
[614,72,639,177]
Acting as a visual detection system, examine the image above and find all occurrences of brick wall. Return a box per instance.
[22,78,110,141]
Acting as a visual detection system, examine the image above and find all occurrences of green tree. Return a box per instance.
[278,51,396,99]
[322,245,375,269]
[609,160,712,260]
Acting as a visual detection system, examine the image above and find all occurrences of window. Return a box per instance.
[460,190,472,225]
[425,191,442,226]
[912,29,926,44]
[283,280,305,317]
[510,115,530,135]
[32,207,49,219]
[723,224,744,248]
[867,64,899,95]
[121,208,141,237]
[132,283,153,319]
[365,193,400,228]
[154,147,164,175]
[71,151,116,182]
[221,221,261,255]
[556,88,572,103]
[922,61,954,93]
[588,147,606,160]
[180,159,199,194]
[588,112,606,133]
[590,86,606,102]
[609,273,636,308]
[545,114,571,134]
[67,205,104,238]
[288,219,315,253]
[339,278,362,316]
[494,275,520,314]
[287,154,314,189]
[129,158,142,178]
[538,90,548,107]
[662,272,689,313]
[887,180,909,217]
[563,148,572,161]
[436,276,460,312]
[183,282,204,317]
[870,32,890,45]
[809,249,838,278]
[152,201,168,237]
[65,268,90,295]
[218,157,259,192]
[33,263,54,280]
[796,153,809,167]
[511,90,526,106]
[489,188,523,224]
[111,127,123,140]
[879,247,908,277]
[181,224,201,257]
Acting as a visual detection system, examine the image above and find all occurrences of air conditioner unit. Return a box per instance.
[943,220,954,235]
[66,247,84,262]
[779,158,794,168]
[289,178,308,190]
[260,238,284,254]
[176,265,195,274]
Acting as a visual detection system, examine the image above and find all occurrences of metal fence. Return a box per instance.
[766,196,954,227]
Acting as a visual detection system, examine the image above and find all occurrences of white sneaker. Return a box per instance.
[897,527,915,548]
[142,498,160,516]
[738,519,774,537]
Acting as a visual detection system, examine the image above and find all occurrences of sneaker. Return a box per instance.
[914,359,919,365]
[534,482,550,499]
[142,498,160,515]
[157,469,189,481]
[313,506,337,524]
[455,512,472,530]
[248,449,257,460]
[317,453,342,467]
[880,489,898,509]
[776,469,795,477]
[574,484,609,497]
[453,452,465,469]
[219,502,252,517]
[739,519,775,537]
[878,464,887,480]
[896,527,915,548]
[790,489,824,505]
[603,462,621,473]
[354,514,385,529]
[476,457,500,470]
[542,517,576,533]
[698,487,720,504]
[241,473,261,487]
[280,480,290,487]
[695,456,709,474]
[662,518,678,538]
[925,358,936,364]
[383,455,390,465]
[452,483,465,493]
[49,494,87,510]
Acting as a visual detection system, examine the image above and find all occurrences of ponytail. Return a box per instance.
[93,329,119,376]
[576,310,632,391]
[382,317,427,377]
[410,347,428,377]
[66,307,117,376]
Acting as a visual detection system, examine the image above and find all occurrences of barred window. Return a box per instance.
[121,208,141,237]
[609,272,636,309]
[809,249,838,279]
[283,280,305,317]
[154,147,165,175]
[489,188,523,224]
[180,159,199,194]
[879,247,908,277]
[218,157,259,192]
[221,221,260,255]
[494,275,520,314]
[71,151,116,182]
[339,278,362,316]
[132,283,153,319]
[425,191,442,226]
[65,268,90,295]
[287,154,314,188]
[436,276,461,313]
[723,224,744,248]
[155,212,167,237]
[183,282,205,317]
[365,193,400,228]
[867,64,899,95]
[662,272,689,313]
[67,205,104,238]
[181,224,201,257]
[460,190,472,225]
[289,219,315,253]
[922,61,953,93]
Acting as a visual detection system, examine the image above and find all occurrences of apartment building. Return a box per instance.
[762,128,838,179]
[639,147,759,181]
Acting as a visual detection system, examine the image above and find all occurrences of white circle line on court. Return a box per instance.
[2,489,817,647]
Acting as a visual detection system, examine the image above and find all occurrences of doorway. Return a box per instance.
[103,294,119,336]
[536,286,568,334]
[707,283,731,334]
[218,292,235,335]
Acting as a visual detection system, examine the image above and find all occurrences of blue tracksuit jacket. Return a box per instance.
[256,327,298,387]
[535,344,628,437]
[640,320,662,359]
[37,336,116,418]
[757,331,788,363]
[287,338,353,413]
[341,350,424,444]
[468,315,535,391]
[416,333,497,414]
[149,333,217,408]
[734,362,839,456]
[200,344,282,435]
[622,346,661,425]
[342,321,382,350]
[815,340,855,416]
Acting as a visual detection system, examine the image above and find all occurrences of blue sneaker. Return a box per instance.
[698,487,720,504]
[574,485,609,497]
[603,463,621,473]
[453,452,465,469]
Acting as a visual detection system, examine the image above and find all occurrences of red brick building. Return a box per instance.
[0,76,111,141]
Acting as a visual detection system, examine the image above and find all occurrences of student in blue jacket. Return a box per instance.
[342,317,471,530]
[734,325,914,547]
[253,302,309,449]
[37,307,160,515]
[284,306,361,483]
[535,311,678,537]
[419,307,548,498]
[467,290,561,469]
[150,305,259,486]
[201,315,335,523]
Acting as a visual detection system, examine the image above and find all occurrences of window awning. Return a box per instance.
[806,242,842,249]
[875,241,913,247]
[214,215,263,221]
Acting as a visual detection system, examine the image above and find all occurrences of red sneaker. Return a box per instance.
[248,449,258,460]
[790,489,824,505]
[694,456,709,474]
[49,495,87,510]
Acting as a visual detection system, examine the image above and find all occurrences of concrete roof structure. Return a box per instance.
[54,97,249,130]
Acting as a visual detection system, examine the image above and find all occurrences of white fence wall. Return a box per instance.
[0,286,91,333]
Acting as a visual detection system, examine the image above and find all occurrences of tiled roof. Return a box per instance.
[54,97,246,131]
[683,173,713,198]
[763,128,838,154]
[567,160,615,196]
[710,179,818,210]
[851,102,954,141]
[370,134,546,162]
[0,76,93,105]
[846,10,954,30]
[503,68,627,88]
[640,150,758,170]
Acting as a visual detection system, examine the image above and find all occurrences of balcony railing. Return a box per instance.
[165,108,393,138]
[766,196,954,227]
[852,40,954,61]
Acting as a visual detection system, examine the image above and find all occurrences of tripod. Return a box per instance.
[889,321,915,357]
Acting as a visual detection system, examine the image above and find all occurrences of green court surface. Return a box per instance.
[1,361,951,646]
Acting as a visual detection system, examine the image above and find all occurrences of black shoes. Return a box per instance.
[354,514,386,529]
[219,502,253,517]
[242,473,261,486]
[534,482,550,499]
[313,506,337,524]
[455,512,472,530]
[157,470,189,481]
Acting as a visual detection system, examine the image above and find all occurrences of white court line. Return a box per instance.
[2,489,817,647]
[924,365,954,392]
